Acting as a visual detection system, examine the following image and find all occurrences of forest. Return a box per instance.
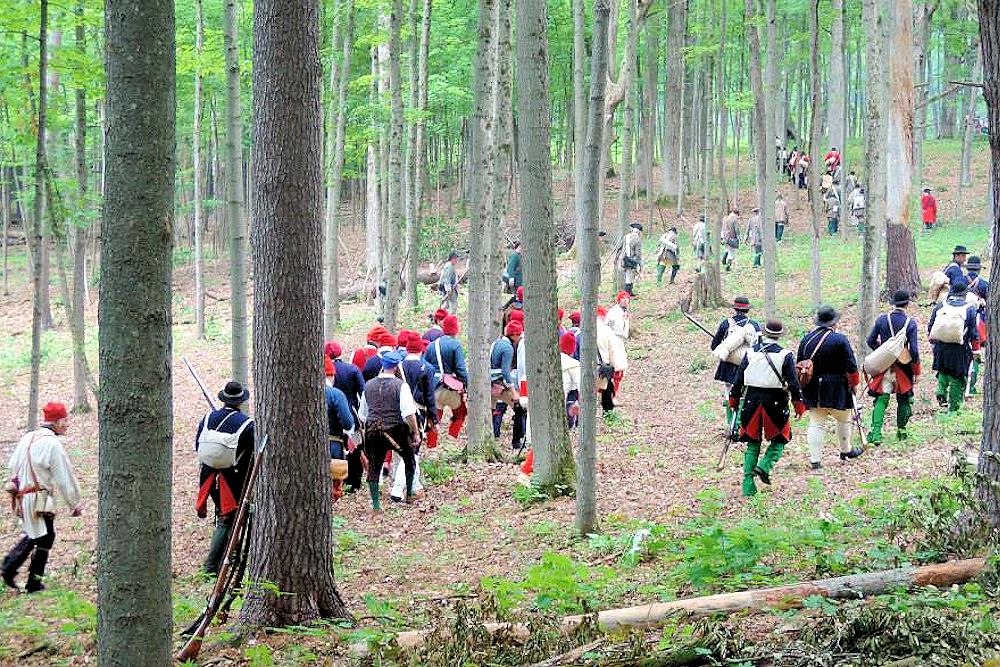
[2,0,1000,663]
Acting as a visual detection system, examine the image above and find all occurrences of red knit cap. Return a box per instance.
[442,315,460,336]
[596,306,608,318]
[569,311,581,325]
[42,401,68,423]
[367,325,390,344]
[508,309,525,323]
[324,356,335,377]
[516,286,524,301]
[616,290,631,303]
[324,340,342,358]
[406,335,424,354]
[557,308,565,321]
[397,330,413,348]
[505,321,524,337]
[433,308,448,322]
[559,332,577,356]
[378,332,398,348]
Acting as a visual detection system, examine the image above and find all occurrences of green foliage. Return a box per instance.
[421,456,455,485]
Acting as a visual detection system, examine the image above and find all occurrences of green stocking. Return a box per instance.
[759,442,785,475]
[656,264,666,284]
[947,373,965,412]
[896,395,913,432]
[742,442,761,496]
[971,359,981,394]
[936,373,949,404]
[725,403,734,427]
[869,394,889,444]
[368,481,381,510]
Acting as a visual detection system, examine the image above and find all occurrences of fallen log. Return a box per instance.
[337,267,442,302]
[358,557,986,655]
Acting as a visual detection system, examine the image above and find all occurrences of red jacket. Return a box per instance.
[921,193,937,223]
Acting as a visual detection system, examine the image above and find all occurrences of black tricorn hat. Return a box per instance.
[890,290,911,307]
[953,245,969,255]
[219,381,249,405]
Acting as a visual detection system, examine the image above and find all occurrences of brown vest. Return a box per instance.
[363,376,404,431]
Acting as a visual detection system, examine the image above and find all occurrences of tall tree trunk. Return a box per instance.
[325,0,353,334]
[885,0,921,296]
[959,48,982,189]
[492,0,514,328]
[576,0,611,537]
[465,0,501,461]
[636,16,659,200]
[70,0,93,411]
[382,0,405,330]
[404,0,421,309]
[661,0,686,197]
[365,141,381,273]
[97,0,174,662]
[241,0,349,626]
[807,0,824,308]
[828,0,846,173]
[859,0,889,351]
[516,0,575,494]
[194,0,206,339]
[225,0,249,384]
[1,168,8,295]
[614,0,639,294]
[913,0,936,189]
[977,0,1000,522]
[572,0,587,234]
[27,0,49,431]
[414,0,432,278]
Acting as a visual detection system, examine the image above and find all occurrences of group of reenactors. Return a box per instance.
[712,244,988,497]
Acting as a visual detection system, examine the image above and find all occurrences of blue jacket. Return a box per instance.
[711,313,761,384]
[489,336,517,384]
[867,309,920,365]
[796,327,858,410]
[333,359,365,409]
[944,261,966,287]
[423,335,469,385]
[401,357,438,419]
[325,383,356,438]
[968,272,989,302]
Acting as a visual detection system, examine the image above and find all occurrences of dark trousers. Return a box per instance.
[601,381,616,412]
[566,389,580,429]
[2,514,55,591]
[493,401,527,447]
[365,425,416,497]
[345,446,364,491]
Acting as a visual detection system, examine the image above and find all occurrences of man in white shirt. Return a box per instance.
[605,291,631,341]
[3,402,83,592]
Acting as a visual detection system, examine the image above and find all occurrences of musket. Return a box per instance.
[716,393,743,471]
[850,394,869,450]
[682,311,715,338]
[182,356,218,411]
[176,434,268,662]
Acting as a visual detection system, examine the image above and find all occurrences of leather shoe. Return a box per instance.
[1,570,16,590]
[753,466,771,485]
[840,447,864,460]
[810,461,822,470]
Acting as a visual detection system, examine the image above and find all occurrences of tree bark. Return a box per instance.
[382,0,405,330]
[661,0,686,197]
[516,0,575,494]
[242,0,349,627]
[807,0,824,309]
[465,0,501,461]
[27,0,50,431]
[225,0,249,384]
[614,0,640,294]
[97,0,175,662]
[492,0,513,326]
[884,0,921,297]
[324,0,353,335]
[1,168,8,295]
[404,0,430,310]
[859,0,889,352]
[194,0,206,339]
[636,16,659,200]
[572,0,587,237]
[576,0,611,537]
[912,0,936,190]
[70,0,93,412]
[959,49,982,190]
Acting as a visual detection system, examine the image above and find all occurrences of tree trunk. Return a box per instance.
[572,0,587,236]
[636,16,659,200]
[614,0,639,294]
[913,0,935,189]
[807,0,824,309]
[959,49,982,190]
[97,0,174,662]
[194,0,206,339]
[1,168,8,295]
[225,0,249,384]
[492,0,514,326]
[241,0,349,627]
[516,0,575,495]
[365,142,381,273]
[71,0,93,412]
[465,0,501,461]
[828,0,846,177]
[404,0,429,310]
[978,0,1000,519]
[885,0,921,297]
[27,0,49,431]
[859,0,889,352]
[382,0,405,331]
[661,0,686,197]
[576,0,611,537]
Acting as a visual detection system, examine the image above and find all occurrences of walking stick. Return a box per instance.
[182,356,218,411]
[176,434,268,662]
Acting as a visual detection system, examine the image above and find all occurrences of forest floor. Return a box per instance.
[0,139,996,665]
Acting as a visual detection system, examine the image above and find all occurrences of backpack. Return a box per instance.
[796,330,832,387]
[863,316,912,375]
[713,318,757,365]
[928,270,950,304]
[929,304,967,344]
[197,411,252,470]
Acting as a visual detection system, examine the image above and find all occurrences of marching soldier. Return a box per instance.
[928,282,979,412]
[865,290,921,444]
[710,296,761,425]
[966,256,989,394]
[438,251,460,313]
[655,227,681,285]
[621,222,643,296]
[729,321,805,497]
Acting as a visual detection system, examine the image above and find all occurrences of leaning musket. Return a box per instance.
[682,310,715,338]
[182,356,218,411]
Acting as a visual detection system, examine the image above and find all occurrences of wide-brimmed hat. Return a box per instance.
[891,290,911,307]
[733,296,751,311]
[815,305,840,327]
[763,320,785,338]
[967,255,983,271]
[630,222,643,231]
[219,381,249,405]
[953,245,969,256]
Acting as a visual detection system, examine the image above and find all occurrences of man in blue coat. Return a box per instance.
[965,256,989,393]
[423,315,468,442]
[865,290,921,444]
[710,296,761,425]
[928,282,979,412]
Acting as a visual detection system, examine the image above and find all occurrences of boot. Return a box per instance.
[669,265,680,284]
[202,522,232,576]
[2,537,33,590]
[869,394,889,445]
[511,407,527,450]
[25,547,49,593]
[625,283,634,296]
[758,441,785,480]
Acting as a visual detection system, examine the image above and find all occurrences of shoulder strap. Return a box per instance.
[435,339,445,373]
[808,330,833,360]
[761,347,788,388]
[214,410,238,430]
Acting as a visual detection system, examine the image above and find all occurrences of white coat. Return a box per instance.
[596,319,628,372]
[8,428,82,539]
[605,304,631,341]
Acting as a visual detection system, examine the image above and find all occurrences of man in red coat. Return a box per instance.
[921,187,938,231]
